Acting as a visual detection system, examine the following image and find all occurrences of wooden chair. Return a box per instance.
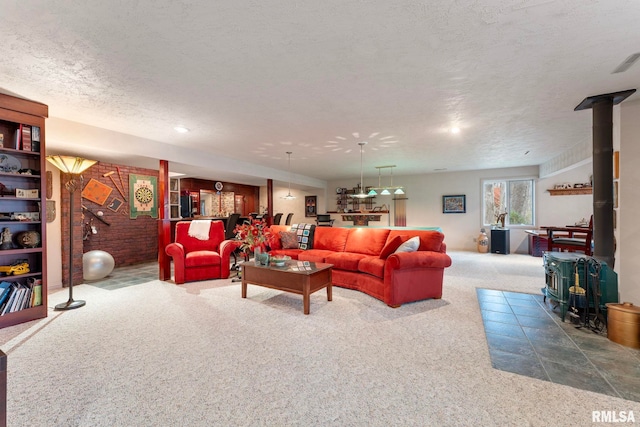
[285,213,294,225]
[272,213,283,225]
[545,215,593,256]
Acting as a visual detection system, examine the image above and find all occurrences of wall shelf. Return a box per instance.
[547,188,592,196]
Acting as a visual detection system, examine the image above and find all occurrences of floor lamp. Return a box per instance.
[46,155,97,310]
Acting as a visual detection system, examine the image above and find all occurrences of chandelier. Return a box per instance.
[350,142,373,199]
[367,165,405,196]
[282,151,296,200]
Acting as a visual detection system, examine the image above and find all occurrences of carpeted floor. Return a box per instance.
[2,251,639,426]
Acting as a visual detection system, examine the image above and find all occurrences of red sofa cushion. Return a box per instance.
[344,228,390,256]
[358,256,385,279]
[313,227,350,252]
[298,249,335,263]
[379,235,409,259]
[185,251,221,267]
[325,251,369,272]
[267,225,290,250]
[387,230,444,252]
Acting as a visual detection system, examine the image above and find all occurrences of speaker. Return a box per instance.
[491,228,510,254]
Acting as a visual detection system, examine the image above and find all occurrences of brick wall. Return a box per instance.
[60,161,159,285]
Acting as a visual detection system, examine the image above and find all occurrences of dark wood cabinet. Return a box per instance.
[0,93,48,328]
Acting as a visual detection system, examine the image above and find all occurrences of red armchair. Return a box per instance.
[165,220,236,284]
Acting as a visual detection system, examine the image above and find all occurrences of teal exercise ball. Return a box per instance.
[83,250,115,281]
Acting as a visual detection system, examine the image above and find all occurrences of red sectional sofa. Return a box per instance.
[268,225,452,307]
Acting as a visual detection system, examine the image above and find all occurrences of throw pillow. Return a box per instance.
[280,231,299,249]
[289,223,316,250]
[394,236,420,254]
[379,235,409,259]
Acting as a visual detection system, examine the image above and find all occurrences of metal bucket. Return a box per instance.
[606,302,640,349]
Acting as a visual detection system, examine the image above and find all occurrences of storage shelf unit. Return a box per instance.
[336,187,375,212]
[169,178,181,219]
[0,93,48,328]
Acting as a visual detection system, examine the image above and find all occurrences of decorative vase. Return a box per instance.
[260,252,270,266]
[477,229,489,253]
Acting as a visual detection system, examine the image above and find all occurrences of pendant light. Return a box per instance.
[350,142,372,199]
[367,165,405,196]
[282,151,296,200]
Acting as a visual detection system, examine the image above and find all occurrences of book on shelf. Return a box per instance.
[10,287,25,313]
[21,125,32,151]
[14,124,22,149]
[31,278,42,306]
[0,132,4,148]
[0,281,12,307]
[31,126,40,152]
[1,284,18,315]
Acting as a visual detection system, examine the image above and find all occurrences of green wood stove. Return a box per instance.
[542,252,618,322]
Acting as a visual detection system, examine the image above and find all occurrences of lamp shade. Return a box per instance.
[46,155,96,174]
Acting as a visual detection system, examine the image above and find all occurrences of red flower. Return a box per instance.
[234,219,272,253]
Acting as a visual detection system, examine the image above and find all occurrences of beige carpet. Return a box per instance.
[3,251,639,426]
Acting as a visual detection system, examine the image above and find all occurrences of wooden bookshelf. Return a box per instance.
[0,93,48,328]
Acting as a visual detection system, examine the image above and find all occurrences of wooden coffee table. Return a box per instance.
[241,260,333,314]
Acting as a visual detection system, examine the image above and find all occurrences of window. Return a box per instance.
[482,179,534,226]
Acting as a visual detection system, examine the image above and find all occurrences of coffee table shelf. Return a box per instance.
[241,261,333,314]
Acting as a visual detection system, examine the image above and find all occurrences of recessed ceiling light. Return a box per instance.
[174,126,189,133]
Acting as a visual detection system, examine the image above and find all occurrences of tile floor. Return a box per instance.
[478,288,640,402]
[84,262,159,291]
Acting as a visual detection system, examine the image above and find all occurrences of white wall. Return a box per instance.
[536,162,593,227]
[327,164,594,254]
[620,99,640,304]
[260,185,327,225]
[45,163,63,290]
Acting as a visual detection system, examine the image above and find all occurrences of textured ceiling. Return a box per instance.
[1,1,639,186]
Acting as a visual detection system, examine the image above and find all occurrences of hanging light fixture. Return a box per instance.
[282,151,296,200]
[350,142,373,199]
[367,165,405,196]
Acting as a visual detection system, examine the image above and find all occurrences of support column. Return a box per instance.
[158,160,171,280]
[575,89,636,267]
[592,99,615,266]
[267,179,273,225]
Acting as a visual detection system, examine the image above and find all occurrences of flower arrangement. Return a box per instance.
[234,218,272,253]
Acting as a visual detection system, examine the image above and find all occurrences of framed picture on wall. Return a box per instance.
[305,195,317,217]
[443,195,466,214]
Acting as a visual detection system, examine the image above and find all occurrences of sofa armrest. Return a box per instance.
[219,239,240,278]
[165,242,185,259]
[386,251,452,270]
[165,242,185,284]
